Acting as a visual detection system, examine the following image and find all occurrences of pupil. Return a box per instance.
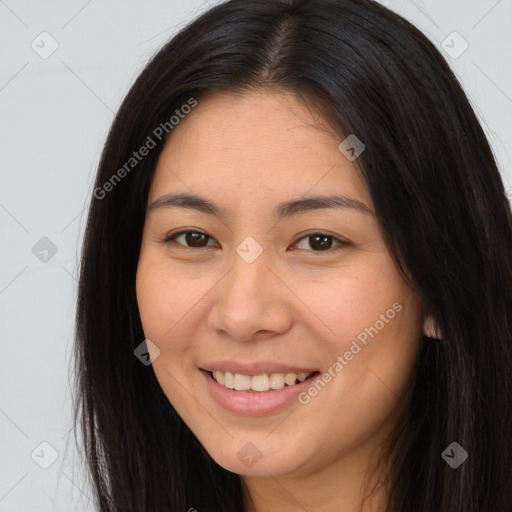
[311,234,332,250]
[182,233,333,250]
[187,232,207,247]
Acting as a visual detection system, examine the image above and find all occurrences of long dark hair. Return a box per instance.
[72,0,512,510]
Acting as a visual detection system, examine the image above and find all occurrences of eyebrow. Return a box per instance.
[148,192,374,220]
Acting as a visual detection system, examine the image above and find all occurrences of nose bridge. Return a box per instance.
[223,243,272,312]
[208,240,291,340]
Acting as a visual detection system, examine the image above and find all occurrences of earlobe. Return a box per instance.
[423,315,442,339]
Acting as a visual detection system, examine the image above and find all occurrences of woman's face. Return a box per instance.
[136,91,423,479]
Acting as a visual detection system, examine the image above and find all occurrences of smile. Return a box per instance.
[210,370,313,392]
[201,368,321,416]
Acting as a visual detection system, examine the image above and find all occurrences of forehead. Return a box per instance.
[149,90,371,208]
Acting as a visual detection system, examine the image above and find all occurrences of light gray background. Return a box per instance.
[1,0,511,510]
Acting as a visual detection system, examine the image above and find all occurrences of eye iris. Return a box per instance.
[309,234,332,251]
[186,232,208,247]
[175,232,338,250]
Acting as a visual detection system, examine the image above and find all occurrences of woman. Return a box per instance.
[73,0,512,510]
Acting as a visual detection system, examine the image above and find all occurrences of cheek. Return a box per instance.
[135,260,202,347]
[135,261,203,405]
[293,259,408,343]
[294,259,421,398]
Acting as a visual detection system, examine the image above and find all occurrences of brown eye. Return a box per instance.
[164,231,217,248]
[308,234,333,251]
[293,233,348,252]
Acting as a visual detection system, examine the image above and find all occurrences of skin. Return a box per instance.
[136,90,424,512]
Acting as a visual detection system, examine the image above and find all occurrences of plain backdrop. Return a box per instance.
[1,0,511,510]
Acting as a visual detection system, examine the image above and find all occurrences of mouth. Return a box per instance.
[206,369,320,393]
[199,363,322,415]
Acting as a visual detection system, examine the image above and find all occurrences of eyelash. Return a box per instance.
[160,230,350,253]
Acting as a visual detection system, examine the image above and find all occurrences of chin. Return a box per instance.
[203,436,308,477]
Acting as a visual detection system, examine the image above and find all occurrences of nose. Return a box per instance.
[206,246,294,342]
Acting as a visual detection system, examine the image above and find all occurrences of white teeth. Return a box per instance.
[224,371,234,389]
[212,370,224,385]
[211,370,313,392]
[251,374,270,391]
[270,373,285,389]
[234,373,251,391]
[284,373,297,386]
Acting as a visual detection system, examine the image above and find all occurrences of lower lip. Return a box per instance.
[200,369,319,416]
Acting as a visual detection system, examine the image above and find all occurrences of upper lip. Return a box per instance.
[200,361,319,376]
